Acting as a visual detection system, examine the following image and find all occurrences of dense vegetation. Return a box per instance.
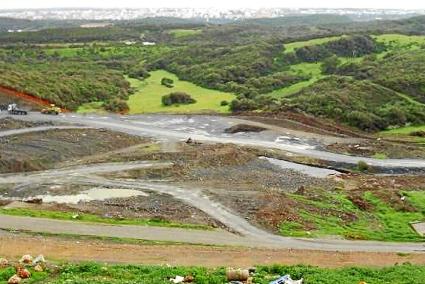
[1,15,425,130]
[285,76,425,131]
[0,60,130,110]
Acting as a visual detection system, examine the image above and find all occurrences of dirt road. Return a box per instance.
[4,112,425,170]
[1,234,425,267]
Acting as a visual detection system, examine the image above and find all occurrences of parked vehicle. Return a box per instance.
[7,104,27,115]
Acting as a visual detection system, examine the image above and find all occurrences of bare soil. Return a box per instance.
[0,128,146,173]
[1,233,424,267]
[0,117,53,130]
[327,139,425,159]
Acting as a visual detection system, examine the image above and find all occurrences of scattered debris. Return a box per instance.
[183,275,194,283]
[19,255,33,265]
[16,267,31,279]
[170,275,185,283]
[226,268,249,282]
[269,275,303,284]
[7,275,21,284]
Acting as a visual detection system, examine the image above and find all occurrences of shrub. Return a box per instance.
[161,92,196,106]
[128,66,150,79]
[230,99,258,112]
[103,99,129,113]
[161,77,174,88]
[220,100,229,106]
[357,160,370,172]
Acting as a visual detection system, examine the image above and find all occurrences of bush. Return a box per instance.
[161,77,174,88]
[103,99,129,113]
[220,100,229,106]
[357,160,370,172]
[230,99,258,112]
[161,92,196,106]
[128,66,150,79]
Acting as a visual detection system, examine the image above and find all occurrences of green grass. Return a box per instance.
[0,208,211,230]
[1,263,423,284]
[381,125,425,135]
[45,47,83,57]
[380,125,425,144]
[283,36,345,54]
[126,70,235,114]
[374,34,425,50]
[372,153,388,159]
[268,62,325,98]
[0,266,48,284]
[169,29,202,38]
[279,191,425,242]
[77,101,106,114]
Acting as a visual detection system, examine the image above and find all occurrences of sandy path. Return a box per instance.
[1,234,424,268]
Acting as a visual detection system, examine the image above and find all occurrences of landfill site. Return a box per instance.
[0,103,425,284]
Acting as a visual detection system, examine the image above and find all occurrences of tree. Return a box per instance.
[321,55,341,74]
[162,92,196,106]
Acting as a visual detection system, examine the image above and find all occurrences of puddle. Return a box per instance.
[260,157,340,178]
[32,188,148,204]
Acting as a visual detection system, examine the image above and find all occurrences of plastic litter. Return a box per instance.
[33,255,46,264]
[0,258,8,268]
[17,267,31,279]
[7,275,21,284]
[170,276,185,283]
[226,268,249,281]
[19,255,33,265]
[269,275,303,284]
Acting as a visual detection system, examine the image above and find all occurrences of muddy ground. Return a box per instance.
[327,139,425,159]
[0,128,146,173]
[0,117,54,130]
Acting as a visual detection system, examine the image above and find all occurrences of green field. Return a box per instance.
[126,70,235,114]
[374,34,425,49]
[283,35,345,53]
[0,263,423,284]
[169,29,202,38]
[268,62,324,98]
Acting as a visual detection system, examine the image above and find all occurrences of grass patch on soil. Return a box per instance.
[169,29,202,38]
[0,263,423,284]
[380,125,425,144]
[126,70,235,114]
[283,35,345,54]
[0,208,211,230]
[279,190,425,242]
[268,62,325,98]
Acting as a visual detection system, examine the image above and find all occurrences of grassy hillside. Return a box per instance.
[370,50,425,103]
[0,61,130,110]
[280,189,425,242]
[127,70,235,114]
[283,35,345,54]
[286,76,425,131]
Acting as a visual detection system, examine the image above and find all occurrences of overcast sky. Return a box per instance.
[0,0,424,10]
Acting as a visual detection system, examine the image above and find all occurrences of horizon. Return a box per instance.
[0,0,424,10]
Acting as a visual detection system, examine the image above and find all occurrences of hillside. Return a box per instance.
[285,76,425,131]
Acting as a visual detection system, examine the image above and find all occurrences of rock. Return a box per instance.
[19,255,33,265]
[184,275,194,282]
[7,275,21,284]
